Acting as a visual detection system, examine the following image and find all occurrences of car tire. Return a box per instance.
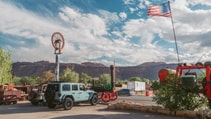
[90,94,98,105]
[63,97,73,110]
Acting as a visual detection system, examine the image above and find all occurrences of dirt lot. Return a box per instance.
[0,100,187,119]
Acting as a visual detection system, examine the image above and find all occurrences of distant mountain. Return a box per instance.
[12,61,178,80]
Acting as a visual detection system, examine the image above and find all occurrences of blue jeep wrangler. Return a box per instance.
[44,82,98,110]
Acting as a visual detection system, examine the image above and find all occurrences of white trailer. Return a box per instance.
[127,81,145,91]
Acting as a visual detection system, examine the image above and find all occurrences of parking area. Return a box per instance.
[0,99,187,119]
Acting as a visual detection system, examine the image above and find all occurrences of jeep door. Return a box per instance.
[71,84,80,101]
[78,84,90,101]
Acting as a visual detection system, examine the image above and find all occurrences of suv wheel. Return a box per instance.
[63,97,73,110]
[90,94,98,105]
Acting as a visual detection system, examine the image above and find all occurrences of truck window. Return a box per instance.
[62,84,70,91]
[47,84,59,91]
[72,85,78,91]
[79,84,85,91]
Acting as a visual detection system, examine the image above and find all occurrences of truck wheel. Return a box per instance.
[90,94,98,105]
[63,97,73,110]
[47,101,56,108]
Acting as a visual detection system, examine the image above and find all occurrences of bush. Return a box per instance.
[151,74,208,111]
[14,76,37,85]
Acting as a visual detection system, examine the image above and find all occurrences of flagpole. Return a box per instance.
[168,1,180,64]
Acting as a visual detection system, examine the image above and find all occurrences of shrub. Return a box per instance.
[151,74,208,111]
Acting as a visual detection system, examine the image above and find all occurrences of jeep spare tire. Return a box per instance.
[45,89,55,101]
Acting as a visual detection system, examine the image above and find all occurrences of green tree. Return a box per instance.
[115,78,124,85]
[140,78,150,84]
[14,76,37,85]
[60,68,79,82]
[37,70,55,84]
[93,74,111,86]
[13,76,21,85]
[129,77,141,82]
[93,74,111,91]
[98,73,111,84]
[79,73,92,85]
[0,48,13,85]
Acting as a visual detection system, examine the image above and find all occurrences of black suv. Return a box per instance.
[44,82,98,110]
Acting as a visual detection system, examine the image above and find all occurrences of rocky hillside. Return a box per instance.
[12,61,177,80]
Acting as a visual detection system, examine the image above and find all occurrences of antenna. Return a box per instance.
[196,54,205,64]
[196,51,211,65]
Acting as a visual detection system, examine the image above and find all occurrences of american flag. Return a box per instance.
[147,1,171,17]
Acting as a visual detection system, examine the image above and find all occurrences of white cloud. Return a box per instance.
[119,0,211,64]
[60,7,108,36]
[119,12,127,20]
[1,0,211,66]
[97,9,120,28]
[138,2,146,9]
[187,0,211,6]
[0,1,109,64]
[170,0,211,54]
[124,0,136,5]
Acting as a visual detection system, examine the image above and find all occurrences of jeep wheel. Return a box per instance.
[90,94,98,105]
[63,97,73,110]
[47,101,56,108]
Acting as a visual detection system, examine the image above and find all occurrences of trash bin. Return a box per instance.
[146,90,150,96]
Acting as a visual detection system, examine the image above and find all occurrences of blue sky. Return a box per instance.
[1,0,211,66]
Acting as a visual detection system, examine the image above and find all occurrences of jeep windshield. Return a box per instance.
[46,84,59,92]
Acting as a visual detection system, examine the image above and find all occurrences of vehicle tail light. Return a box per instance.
[58,93,61,97]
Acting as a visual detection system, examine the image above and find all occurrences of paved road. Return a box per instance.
[117,95,157,106]
[0,98,188,119]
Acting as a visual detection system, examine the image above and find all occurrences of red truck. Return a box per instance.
[0,84,21,104]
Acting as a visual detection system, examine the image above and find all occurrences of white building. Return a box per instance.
[127,81,146,91]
